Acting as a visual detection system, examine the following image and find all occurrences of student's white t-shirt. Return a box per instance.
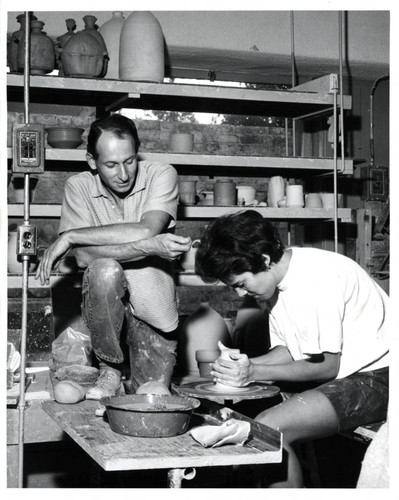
[268,247,389,378]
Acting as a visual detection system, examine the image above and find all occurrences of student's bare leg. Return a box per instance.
[255,389,339,488]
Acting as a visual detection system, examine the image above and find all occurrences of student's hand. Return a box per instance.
[35,234,71,285]
[150,234,192,260]
[210,352,254,387]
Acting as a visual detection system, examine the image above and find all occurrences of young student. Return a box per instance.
[195,210,389,487]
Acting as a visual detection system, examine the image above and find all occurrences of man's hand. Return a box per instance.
[145,234,192,260]
[210,352,255,387]
[35,233,71,285]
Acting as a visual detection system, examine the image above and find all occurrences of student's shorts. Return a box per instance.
[314,366,389,432]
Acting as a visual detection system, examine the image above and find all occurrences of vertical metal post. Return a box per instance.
[17,10,31,489]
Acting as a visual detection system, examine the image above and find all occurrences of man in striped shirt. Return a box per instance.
[36,114,191,399]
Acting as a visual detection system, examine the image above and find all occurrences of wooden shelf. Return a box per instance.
[8,204,353,222]
[7,73,352,117]
[7,148,354,174]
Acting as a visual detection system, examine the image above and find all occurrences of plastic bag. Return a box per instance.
[52,318,92,370]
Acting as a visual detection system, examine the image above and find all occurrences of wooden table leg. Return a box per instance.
[167,467,196,488]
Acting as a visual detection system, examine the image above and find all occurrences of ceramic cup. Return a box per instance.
[319,192,343,208]
[286,184,304,207]
[180,239,201,271]
[236,185,256,205]
[178,180,197,205]
[305,192,323,208]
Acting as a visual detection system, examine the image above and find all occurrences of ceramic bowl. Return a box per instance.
[46,127,84,149]
[101,394,201,437]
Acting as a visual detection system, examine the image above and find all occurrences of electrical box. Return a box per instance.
[12,123,45,174]
[360,165,389,202]
[17,224,37,256]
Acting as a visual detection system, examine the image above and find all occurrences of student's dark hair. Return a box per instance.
[195,210,284,283]
[87,114,141,159]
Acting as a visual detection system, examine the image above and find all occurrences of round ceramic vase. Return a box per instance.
[98,12,125,79]
[119,11,165,82]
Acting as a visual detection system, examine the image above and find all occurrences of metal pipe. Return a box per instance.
[17,10,31,489]
[333,87,338,253]
[339,12,346,175]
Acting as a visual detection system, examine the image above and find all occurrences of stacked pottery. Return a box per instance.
[17,20,55,75]
[178,302,232,376]
[119,11,165,82]
[8,13,37,73]
[98,12,125,80]
[60,16,108,78]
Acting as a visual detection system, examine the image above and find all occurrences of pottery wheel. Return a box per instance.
[172,381,280,404]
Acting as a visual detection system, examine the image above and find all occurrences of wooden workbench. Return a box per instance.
[42,399,282,487]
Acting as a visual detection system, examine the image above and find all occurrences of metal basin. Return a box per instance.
[101,394,201,438]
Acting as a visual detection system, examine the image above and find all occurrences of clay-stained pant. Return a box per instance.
[81,258,177,391]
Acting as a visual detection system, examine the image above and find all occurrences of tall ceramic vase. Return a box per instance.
[119,11,165,82]
[8,13,36,73]
[98,11,125,80]
[17,20,55,75]
[178,302,232,376]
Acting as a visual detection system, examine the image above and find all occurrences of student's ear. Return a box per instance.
[261,254,271,269]
[86,153,97,171]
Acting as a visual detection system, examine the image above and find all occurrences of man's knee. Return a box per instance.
[85,258,125,288]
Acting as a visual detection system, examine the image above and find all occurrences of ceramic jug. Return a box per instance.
[178,302,232,376]
[82,15,109,77]
[180,239,200,271]
[267,176,285,207]
[60,20,106,78]
[98,12,125,80]
[56,19,76,76]
[17,20,55,75]
[8,13,37,73]
[214,179,237,206]
[119,11,165,82]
